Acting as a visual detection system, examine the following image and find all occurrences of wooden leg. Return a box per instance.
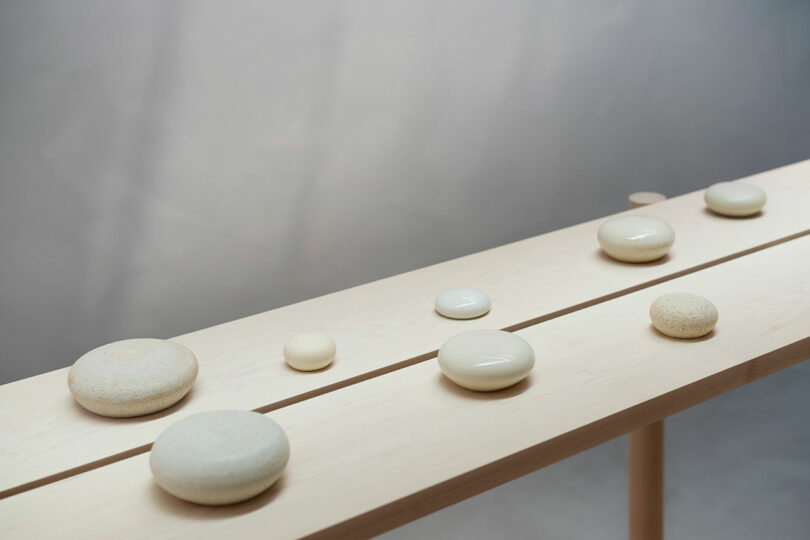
[629,420,664,540]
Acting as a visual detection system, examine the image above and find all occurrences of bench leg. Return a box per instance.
[629,420,664,540]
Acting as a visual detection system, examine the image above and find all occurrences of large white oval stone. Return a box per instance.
[650,292,718,339]
[68,338,198,418]
[150,410,290,506]
[435,287,491,319]
[704,182,766,217]
[284,332,336,371]
[438,329,535,391]
[597,215,675,263]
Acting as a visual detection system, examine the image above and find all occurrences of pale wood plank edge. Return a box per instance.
[2,229,807,502]
[504,228,810,333]
[305,337,810,540]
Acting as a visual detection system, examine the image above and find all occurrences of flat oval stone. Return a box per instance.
[650,292,718,339]
[597,215,675,263]
[435,287,491,319]
[705,182,766,217]
[150,410,290,506]
[438,329,535,391]
[68,338,198,418]
[284,332,336,371]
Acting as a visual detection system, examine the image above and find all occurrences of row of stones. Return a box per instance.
[64,180,757,506]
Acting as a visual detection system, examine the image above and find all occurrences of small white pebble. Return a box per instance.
[284,332,336,371]
[435,287,491,319]
[650,293,718,339]
[704,182,766,217]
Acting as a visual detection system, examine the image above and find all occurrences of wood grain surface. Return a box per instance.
[1,232,807,539]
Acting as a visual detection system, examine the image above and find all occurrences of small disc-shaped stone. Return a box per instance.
[597,215,675,263]
[435,287,491,319]
[284,332,336,371]
[704,182,766,217]
[150,410,290,506]
[438,329,535,391]
[68,338,198,418]
[650,292,718,339]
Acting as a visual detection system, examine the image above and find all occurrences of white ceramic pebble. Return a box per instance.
[650,293,718,339]
[67,338,198,418]
[435,287,491,319]
[704,182,766,217]
[597,215,675,263]
[284,332,336,371]
[438,329,535,391]
[150,410,290,506]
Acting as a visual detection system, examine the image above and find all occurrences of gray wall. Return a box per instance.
[1,1,809,538]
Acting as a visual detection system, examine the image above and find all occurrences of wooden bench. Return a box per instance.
[2,160,808,539]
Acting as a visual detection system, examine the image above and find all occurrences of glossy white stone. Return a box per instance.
[650,292,718,339]
[67,338,198,418]
[434,287,491,319]
[704,182,766,217]
[597,215,675,263]
[438,329,535,391]
[284,332,336,371]
[150,410,290,506]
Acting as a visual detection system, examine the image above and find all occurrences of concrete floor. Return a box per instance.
[382,360,810,539]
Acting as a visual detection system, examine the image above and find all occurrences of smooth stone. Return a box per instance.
[68,338,198,418]
[650,292,718,339]
[284,332,336,371]
[704,181,766,217]
[628,191,666,208]
[435,287,491,319]
[597,215,675,263]
[150,410,290,506]
[438,329,535,391]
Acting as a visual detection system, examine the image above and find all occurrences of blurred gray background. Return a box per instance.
[1,0,808,538]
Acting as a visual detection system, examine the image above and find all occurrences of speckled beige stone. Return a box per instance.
[650,293,718,339]
[597,215,675,263]
[67,338,198,418]
[150,410,290,506]
[704,182,766,217]
[284,332,336,371]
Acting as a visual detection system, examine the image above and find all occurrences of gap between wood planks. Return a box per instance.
[2,227,808,501]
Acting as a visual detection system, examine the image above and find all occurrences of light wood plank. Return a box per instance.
[1,161,809,498]
[1,234,808,539]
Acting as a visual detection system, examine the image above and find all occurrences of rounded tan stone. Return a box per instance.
[150,410,290,506]
[284,332,336,371]
[67,338,198,418]
[650,293,718,339]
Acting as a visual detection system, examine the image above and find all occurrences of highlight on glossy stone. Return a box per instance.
[650,292,718,339]
[597,215,675,263]
[150,410,290,506]
[284,332,336,371]
[67,338,198,418]
[704,181,766,217]
[435,287,491,320]
[438,329,535,391]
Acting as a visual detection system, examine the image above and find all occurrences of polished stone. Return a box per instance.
[435,287,491,319]
[150,410,290,506]
[704,182,766,217]
[438,329,535,391]
[597,215,675,263]
[67,338,198,418]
